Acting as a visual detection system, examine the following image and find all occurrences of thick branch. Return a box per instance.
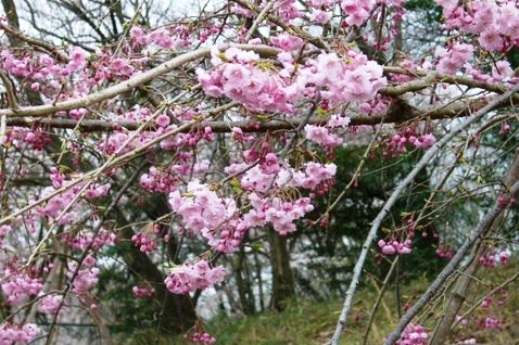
[0,43,279,118]
[3,95,515,132]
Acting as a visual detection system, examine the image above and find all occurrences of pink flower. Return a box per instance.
[341,0,374,26]
[197,68,224,97]
[67,47,87,72]
[391,323,428,345]
[39,294,63,314]
[147,29,174,49]
[492,61,513,81]
[310,9,332,23]
[155,114,171,127]
[479,27,504,51]
[382,244,396,255]
[165,260,226,294]
[305,124,343,148]
[129,26,146,44]
[270,33,304,51]
[435,43,474,75]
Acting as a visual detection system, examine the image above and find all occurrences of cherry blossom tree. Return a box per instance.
[0,0,518,344]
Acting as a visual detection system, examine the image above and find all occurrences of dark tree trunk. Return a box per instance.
[268,229,295,311]
[235,243,256,315]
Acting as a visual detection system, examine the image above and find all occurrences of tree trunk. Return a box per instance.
[268,229,295,311]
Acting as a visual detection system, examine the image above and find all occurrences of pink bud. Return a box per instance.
[382,244,396,255]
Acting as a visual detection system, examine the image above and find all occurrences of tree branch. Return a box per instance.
[0,43,279,118]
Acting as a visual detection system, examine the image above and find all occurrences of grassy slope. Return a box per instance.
[121,259,519,345]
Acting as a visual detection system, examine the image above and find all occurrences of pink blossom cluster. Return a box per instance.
[129,24,198,50]
[304,112,371,148]
[230,3,253,17]
[1,269,43,304]
[168,180,237,236]
[35,184,81,225]
[38,294,64,314]
[197,47,296,113]
[303,0,336,23]
[84,183,111,199]
[270,33,304,51]
[466,61,516,84]
[61,228,116,250]
[244,193,315,235]
[378,239,412,255]
[340,0,376,26]
[159,126,214,150]
[435,43,474,75]
[98,132,131,155]
[292,162,337,191]
[168,180,252,252]
[479,316,503,329]
[1,45,94,103]
[131,232,157,253]
[185,331,216,344]
[140,166,178,192]
[0,322,40,345]
[132,285,155,297]
[198,47,386,114]
[114,105,154,122]
[435,243,455,259]
[164,260,226,294]
[202,221,248,253]
[80,49,149,85]
[0,47,86,95]
[300,51,387,105]
[497,193,516,207]
[304,125,343,149]
[478,249,510,267]
[275,0,300,22]
[499,121,511,135]
[226,161,336,193]
[384,129,436,156]
[436,0,519,51]
[50,167,65,188]
[67,259,99,294]
[390,323,428,345]
[5,127,51,151]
